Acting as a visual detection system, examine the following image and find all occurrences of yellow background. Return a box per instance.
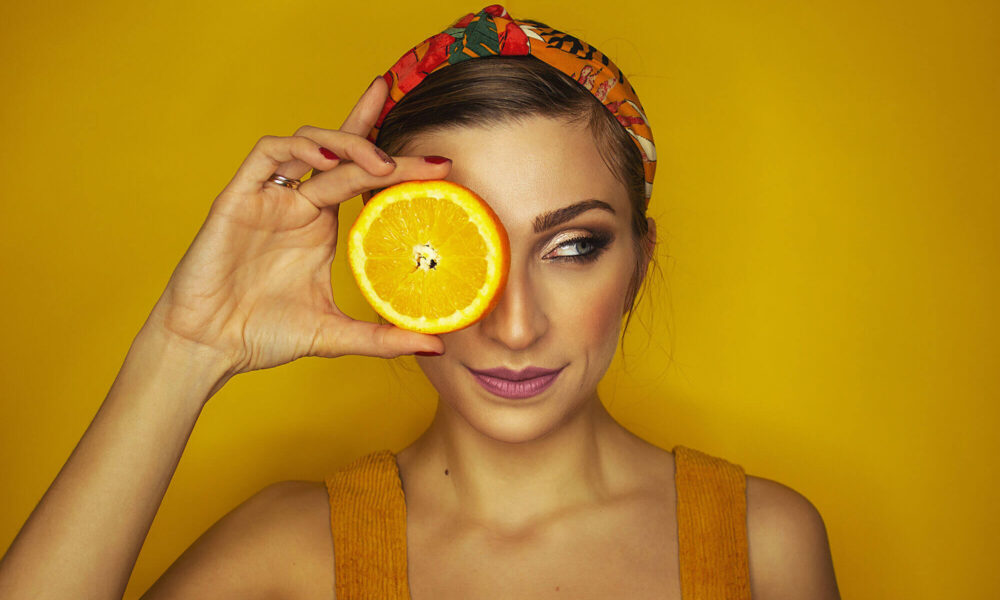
[1,0,996,597]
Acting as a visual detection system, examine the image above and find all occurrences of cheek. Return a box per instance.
[588,284,627,344]
[552,260,630,345]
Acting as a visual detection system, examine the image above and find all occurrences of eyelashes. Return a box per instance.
[547,230,614,264]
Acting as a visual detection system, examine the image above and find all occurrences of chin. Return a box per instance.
[442,386,585,445]
[471,409,560,444]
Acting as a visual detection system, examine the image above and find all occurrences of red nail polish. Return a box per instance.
[319,147,339,160]
[424,155,451,164]
[375,147,396,166]
[415,351,443,356]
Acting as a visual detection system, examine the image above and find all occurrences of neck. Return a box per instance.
[397,393,646,535]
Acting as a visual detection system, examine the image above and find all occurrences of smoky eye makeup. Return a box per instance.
[543,229,614,264]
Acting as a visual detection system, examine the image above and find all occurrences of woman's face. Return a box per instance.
[403,115,650,444]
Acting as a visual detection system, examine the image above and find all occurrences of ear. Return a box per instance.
[622,217,657,316]
[644,217,657,268]
[638,216,657,287]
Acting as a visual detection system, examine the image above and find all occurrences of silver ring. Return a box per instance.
[266,173,301,190]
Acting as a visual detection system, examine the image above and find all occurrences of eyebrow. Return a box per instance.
[533,199,616,234]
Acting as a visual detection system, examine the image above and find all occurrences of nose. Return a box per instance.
[477,261,549,351]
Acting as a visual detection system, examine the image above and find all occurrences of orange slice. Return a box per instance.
[347,180,510,334]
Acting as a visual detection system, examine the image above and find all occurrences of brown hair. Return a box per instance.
[374,55,659,351]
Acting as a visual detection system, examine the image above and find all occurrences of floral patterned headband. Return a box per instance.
[365,4,657,208]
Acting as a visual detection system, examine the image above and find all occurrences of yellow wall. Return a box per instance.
[1,1,996,597]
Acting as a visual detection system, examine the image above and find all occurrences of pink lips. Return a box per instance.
[467,365,564,399]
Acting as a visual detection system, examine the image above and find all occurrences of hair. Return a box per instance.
[374,54,661,356]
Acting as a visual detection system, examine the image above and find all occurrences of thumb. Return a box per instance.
[310,315,444,359]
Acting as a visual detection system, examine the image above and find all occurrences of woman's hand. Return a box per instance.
[143,77,449,377]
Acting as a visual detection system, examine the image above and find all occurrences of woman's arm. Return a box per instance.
[0,323,232,600]
[0,77,446,600]
[747,476,842,599]
[138,480,335,599]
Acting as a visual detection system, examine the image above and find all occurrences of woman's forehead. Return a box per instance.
[400,117,629,231]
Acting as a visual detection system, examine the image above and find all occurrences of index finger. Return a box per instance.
[339,75,388,138]
[307,75,388,182]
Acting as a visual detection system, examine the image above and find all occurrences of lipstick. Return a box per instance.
[467,365,564,399]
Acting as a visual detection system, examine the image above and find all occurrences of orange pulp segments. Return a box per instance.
[347,180,510,334]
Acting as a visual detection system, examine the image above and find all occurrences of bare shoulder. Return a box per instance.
[141,480,335,600]
[745,475,841,600]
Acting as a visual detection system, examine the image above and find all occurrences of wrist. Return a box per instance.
[126,322,236,410]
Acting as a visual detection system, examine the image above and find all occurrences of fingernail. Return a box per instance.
[415,350,443,356]
[423,155,451,164]
[319,147,339,160]
[375,146,396,166]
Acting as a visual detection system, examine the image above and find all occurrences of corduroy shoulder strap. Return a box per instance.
[325,449,411,600]
[672,444,752,599]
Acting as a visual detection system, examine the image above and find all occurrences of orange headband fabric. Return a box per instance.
[366,4,657,207]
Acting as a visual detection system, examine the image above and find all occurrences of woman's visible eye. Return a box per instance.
[545,231,613,264]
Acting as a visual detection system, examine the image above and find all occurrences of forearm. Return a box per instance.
[0,325,233,600]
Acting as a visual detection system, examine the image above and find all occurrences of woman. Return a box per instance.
[0,5,840,599]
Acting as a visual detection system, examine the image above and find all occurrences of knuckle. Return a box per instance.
[289,134,313,149]
[373,327,392,355]
[346,166,370,194]
[255,134,278,149]
[344,132,373,151]
[294,124,317,137]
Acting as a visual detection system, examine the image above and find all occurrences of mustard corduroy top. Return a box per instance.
[324,445,751,599]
